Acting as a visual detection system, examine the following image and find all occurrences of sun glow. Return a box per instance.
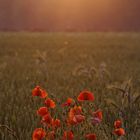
[24,0,114,30]
[37,0,112,13]
[44,0,112,26]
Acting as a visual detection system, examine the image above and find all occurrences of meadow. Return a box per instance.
[0,32,140,140]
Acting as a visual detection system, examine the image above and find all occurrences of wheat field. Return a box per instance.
[0,32,140,140]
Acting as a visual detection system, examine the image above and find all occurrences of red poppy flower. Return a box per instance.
[73,115,85,123]
[44,98,56,108]
[62,131,74,140]
[61,98,74,107]
[86,133,96,140]
[37,107,48,117]
[32,86,47,98]
[69,106,82,117]
[52,119,61,128]
[114,128,125,136]
[77,91,94,101]
[68,114,85,125]
[92,110,103,120]
[41,114,52,126]
[114,120,122,128]
[67,117,77,125]
[91,110,103,125]
[67,106,84,125]
[32,128,46,140]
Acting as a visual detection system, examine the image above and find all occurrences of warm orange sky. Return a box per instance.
[0,0,140,31]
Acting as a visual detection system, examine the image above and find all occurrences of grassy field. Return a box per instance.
[0,32,140,140]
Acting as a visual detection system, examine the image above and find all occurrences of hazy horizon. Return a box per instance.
[0,0,140,31]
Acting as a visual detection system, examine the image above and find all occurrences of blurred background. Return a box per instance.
[0,0,140,32]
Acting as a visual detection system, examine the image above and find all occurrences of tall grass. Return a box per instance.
[0,32,140,139]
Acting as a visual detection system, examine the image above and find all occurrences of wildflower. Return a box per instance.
[61,98,74,107]
[114,128,125,136]
[68,106,85,125]
[67,116,77,125]
[74,115,85,123]
[32,86,47,98]
[44,98,56,108]
[91,110,102,125]
[68,114,85,125]
[62,131,74,140]
[69,106,82,116]
[41,113,52,126]
[114,120,122,128]
[37,107,48,117]
[52,118,61,128]
[91,117,101,125]
[32,128,46,140]
[77,91,94,101]
[86,133,96,140]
